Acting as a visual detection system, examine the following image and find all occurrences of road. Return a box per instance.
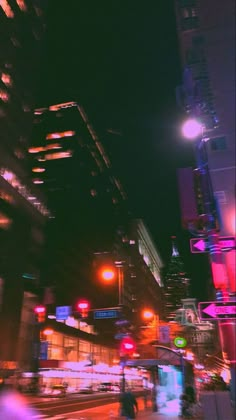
[29,392,128,419]
[27,392,183,419]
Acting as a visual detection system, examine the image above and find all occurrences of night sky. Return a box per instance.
[37,1,210,301]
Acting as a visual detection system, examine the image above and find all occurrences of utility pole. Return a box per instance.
[177,67,235,402]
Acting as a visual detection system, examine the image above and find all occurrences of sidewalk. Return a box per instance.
[133,411,180,419]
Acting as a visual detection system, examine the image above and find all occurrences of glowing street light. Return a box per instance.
[142,309,155,321]
[99,265,124,306]
[42,328,54,336]
[181,118,202,139]
[101,267,116,281]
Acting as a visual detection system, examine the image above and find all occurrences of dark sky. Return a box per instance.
[37,0,210,301]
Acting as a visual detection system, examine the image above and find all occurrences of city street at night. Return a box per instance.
[0,0,235,419]
[28,394,182,419]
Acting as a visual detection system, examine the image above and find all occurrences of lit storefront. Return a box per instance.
[38,319,144,392]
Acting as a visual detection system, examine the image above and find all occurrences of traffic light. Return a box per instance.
[76,299,90,318]
[120,336,136,356]
[34,305,46,323]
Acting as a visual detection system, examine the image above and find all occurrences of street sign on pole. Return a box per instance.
[94,309,120,319]
[199,301,236,321]
[190,236,236,253]
[159,326,170,344]
[56,305,72,320]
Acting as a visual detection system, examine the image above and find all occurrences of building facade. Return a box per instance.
[30,101,130,306]
[175,0,235,293]
[0,1,49,371]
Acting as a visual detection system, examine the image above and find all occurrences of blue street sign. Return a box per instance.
[94,309,119,319]
[56,305,72,320]
[114,333,127,340]
[40,341,48,360]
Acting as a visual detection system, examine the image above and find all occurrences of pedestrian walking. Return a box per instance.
[120,388,138,419]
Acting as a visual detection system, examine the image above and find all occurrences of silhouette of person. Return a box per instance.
[120,388,138,419]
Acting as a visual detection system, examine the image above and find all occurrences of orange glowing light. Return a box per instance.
[101,268,115,281]
[142,309,154,320]
[42,328,53,336]
[32,167,45,173]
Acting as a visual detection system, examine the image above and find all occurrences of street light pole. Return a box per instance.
[194,134,229,296]
[181,117,236,402]
[117,265,124,307]
[142,310,159,412]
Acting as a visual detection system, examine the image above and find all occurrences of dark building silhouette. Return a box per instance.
[0,1,49,370]
[164,237,190,321]
[30,102,165,344]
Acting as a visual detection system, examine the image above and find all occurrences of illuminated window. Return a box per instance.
[28,146,45,154]
[0,212,12,229]
[46,130,75,140]
[0,168,49,216]
[0,190,14,204]
[1,73,12,87]
[49,102,77,111]
[16,0,27,11]
[33,179,44,185]
[32,167,45,173]
[45,143,62,150]
[45,151,73,160]
[0,0,14,18]
[0,89,9,102]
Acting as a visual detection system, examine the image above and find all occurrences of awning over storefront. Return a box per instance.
[126,346,186,367]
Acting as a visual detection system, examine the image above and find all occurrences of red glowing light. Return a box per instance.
[34,305,46,314]
[78,301,89,310]
[120,336,136,355]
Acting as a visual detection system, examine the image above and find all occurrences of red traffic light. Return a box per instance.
[34,305,46,323]
[77,299,90,318]
[120,336,136,355]
[34,305,46,314]
[77,300,90,311]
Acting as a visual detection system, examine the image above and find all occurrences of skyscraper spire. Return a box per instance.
[164,236,190,321]
[171,236,179,257]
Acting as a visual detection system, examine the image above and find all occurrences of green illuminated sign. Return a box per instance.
[174,336,187,348]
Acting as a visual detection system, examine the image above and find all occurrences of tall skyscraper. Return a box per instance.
[30,101,130,305]
[30,102,165,345]
[175,0,235,293]
[164,237,190,321]
[0,1,49,369]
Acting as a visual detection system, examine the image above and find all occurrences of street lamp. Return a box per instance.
[142,309,159,412]
[33,305,46,393]
[181,118,202,139]
[181,117,228,294]
[181,117,236,399]
[142,309,159,342]
[100,262,124,306]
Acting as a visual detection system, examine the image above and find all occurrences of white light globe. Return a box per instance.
[182,119,202,139]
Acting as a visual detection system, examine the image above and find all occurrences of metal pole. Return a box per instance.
[195,134,236,403]
[195,138,228,297]
[118,266,124,306]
